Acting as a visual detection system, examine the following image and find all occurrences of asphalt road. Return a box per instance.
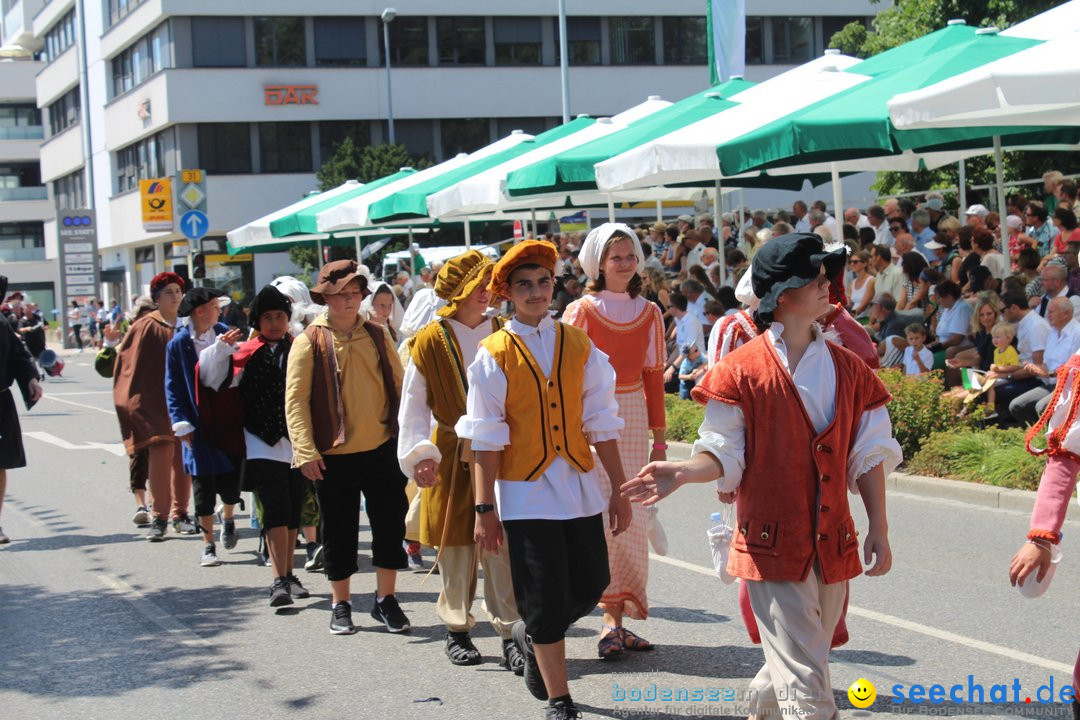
[2,356,1078,720]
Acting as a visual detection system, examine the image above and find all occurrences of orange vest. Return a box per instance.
[692,334,891,584]
[481,322,595,482]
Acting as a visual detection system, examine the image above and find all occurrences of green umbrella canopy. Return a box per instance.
[367,117,595,224]
[717,25,1042,176]
[505,78,754,198]
[268,169,416,238]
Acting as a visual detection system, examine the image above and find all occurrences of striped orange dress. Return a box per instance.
[563,291,666,620]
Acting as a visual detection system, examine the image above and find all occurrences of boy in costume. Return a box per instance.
[455,240,631,720]
[624,234,901,720]
[397,250,524,671]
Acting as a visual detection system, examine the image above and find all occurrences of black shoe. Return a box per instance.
[146,517,167,542]
[370,594,410,633]
[287,574,310,599]
[330,601,356,635]
[304,544,324,572]
[545,699,581,720]
[445,631,482,666]
[269,577,293,608]
[502,637,525,676]
[220,520,238,550]
[512,620,548,701]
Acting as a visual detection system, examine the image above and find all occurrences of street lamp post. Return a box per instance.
[381,8,397,145]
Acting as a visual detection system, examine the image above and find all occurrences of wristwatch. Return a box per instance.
[475,503,496,514]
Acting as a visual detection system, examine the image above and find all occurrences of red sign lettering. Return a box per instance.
[264,85,319,106]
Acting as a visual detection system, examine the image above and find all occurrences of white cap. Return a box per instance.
[1006,214,1024,230]
[924,239,946,250]
[965,204,990,217]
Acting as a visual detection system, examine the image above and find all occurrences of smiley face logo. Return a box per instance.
[848,678,876,708]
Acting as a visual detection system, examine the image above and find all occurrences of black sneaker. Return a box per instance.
[512,620,548,701]
[502,637,525,676]
[256,533,271,567]
[269,577,293,608]
[220,519,238,550]
[545,699,582,720]
[287,574,310,599]
[445,631,482,666]
[304,544,325,572]
[370,594,410,633]
[146,517,167,542]
[330,601,356,635]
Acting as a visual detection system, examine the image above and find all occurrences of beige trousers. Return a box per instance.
[436,542,519,639]
[745,564,847,720]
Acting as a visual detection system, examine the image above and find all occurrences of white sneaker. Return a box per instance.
[645,506,668,556]
[132,506,150,526]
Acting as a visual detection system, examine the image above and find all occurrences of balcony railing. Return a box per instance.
[0,126,44,140]
[0,247,46,262]
[0,186,47,201]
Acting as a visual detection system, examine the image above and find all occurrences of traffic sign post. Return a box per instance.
[57,210,100,349]
[177,170,209,283]
[180,210,209,242]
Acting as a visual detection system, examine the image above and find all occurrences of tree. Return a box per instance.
[291,141,434,273]
[828,0,1075,204]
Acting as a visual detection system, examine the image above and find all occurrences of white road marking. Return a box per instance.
[98,574,210,647]
[649,553,1073,674]
[39,394,115,415]
[44,391,113,396]
[25,430,126,456]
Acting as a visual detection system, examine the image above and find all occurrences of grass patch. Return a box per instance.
[665,395,705,444]
[907,428,1045,490]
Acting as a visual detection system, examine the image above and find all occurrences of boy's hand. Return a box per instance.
[474,511,503,552]
[1010,541,1052,587]
[609,494,632,536]
[622,461,690,506]
[300,458,325,481]
[863,527,892,576]
[219,328,245,346]
[414,459,439,487]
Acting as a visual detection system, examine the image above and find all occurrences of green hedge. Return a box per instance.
[665,394,705,444]
[876,368,985,461]
[907,428,1045,490]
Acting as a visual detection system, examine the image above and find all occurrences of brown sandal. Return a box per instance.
[598,624,624,658]
[619,626,655,651]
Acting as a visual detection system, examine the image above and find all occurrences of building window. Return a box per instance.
[746,17,764,64]
[441,118,489,158]
[437,17,485,65]
[314,17,366,66]
[192,17,246,68]
[259,122,312,173]
[0,104,43,140]
[107,0,147,29]
[46,89,79,137]
[379,119,435,161]
[0,222,46,262]
[663,17,707,65]
[111,22,171,98]
[43,9,76,63]
[53,170,86,210]
[319,121,371,163]
[115,131,166,193]
[496,117,550,137]
[255,17,306,67]
[0,163,43,188]
[198,124,252,174]
[555,17,601,65]
[771,17,814,64]
[610,17,655,65]
[379,16,429,66]
[494,17,541,65]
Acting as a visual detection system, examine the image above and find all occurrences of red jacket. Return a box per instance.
[692,334,891,584]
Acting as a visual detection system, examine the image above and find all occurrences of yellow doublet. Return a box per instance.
[480,322,595,482]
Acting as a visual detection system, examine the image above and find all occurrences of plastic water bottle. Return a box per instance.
[711,511,723,525]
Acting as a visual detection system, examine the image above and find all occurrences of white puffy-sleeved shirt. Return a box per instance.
[454,315,624,521]
[397,316,494,478]
[398,287,446,341]
[691,323,903,494]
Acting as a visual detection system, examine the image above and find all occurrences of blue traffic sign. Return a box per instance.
[180,209,209,241]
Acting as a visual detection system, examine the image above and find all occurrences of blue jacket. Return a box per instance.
[165,322,233,477]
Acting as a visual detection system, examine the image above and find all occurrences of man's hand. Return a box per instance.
[300,458,326,481]
[27,379,43,404]
[863,527,892,576]
[663,366,675,383]
[609,494,632,537]
[219,328,245,346]
[1010,541,1053,587]
[414,458,439,488]
[474,510,503,552]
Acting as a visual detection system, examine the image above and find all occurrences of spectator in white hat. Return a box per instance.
[965,204,989,229]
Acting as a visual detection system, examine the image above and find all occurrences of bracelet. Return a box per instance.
[652,443,668,450]
[1027,539,1052,552]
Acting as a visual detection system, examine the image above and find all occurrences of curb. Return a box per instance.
[668,441,1078,522]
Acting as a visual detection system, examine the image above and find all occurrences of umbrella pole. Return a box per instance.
[607,196,615,222]
[738,189,744,231]
[409,226,416,275]
[993,136,1008,251]
[958,159,967,212]
[354,231,362,263]
[316,238,324,269]
[656,200,663,222]
[464,218,471,249]
[531,208,537,239]
[714,179,725,289]
[831,164,843,231]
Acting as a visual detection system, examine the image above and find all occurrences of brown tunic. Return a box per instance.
[112,310,176,453]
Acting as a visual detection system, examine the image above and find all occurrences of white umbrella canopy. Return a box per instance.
[227,179,363,247]
[594,52,868,192]
[426,98,675,219]
[315,132,535,233]
[1000,0,1080,40]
